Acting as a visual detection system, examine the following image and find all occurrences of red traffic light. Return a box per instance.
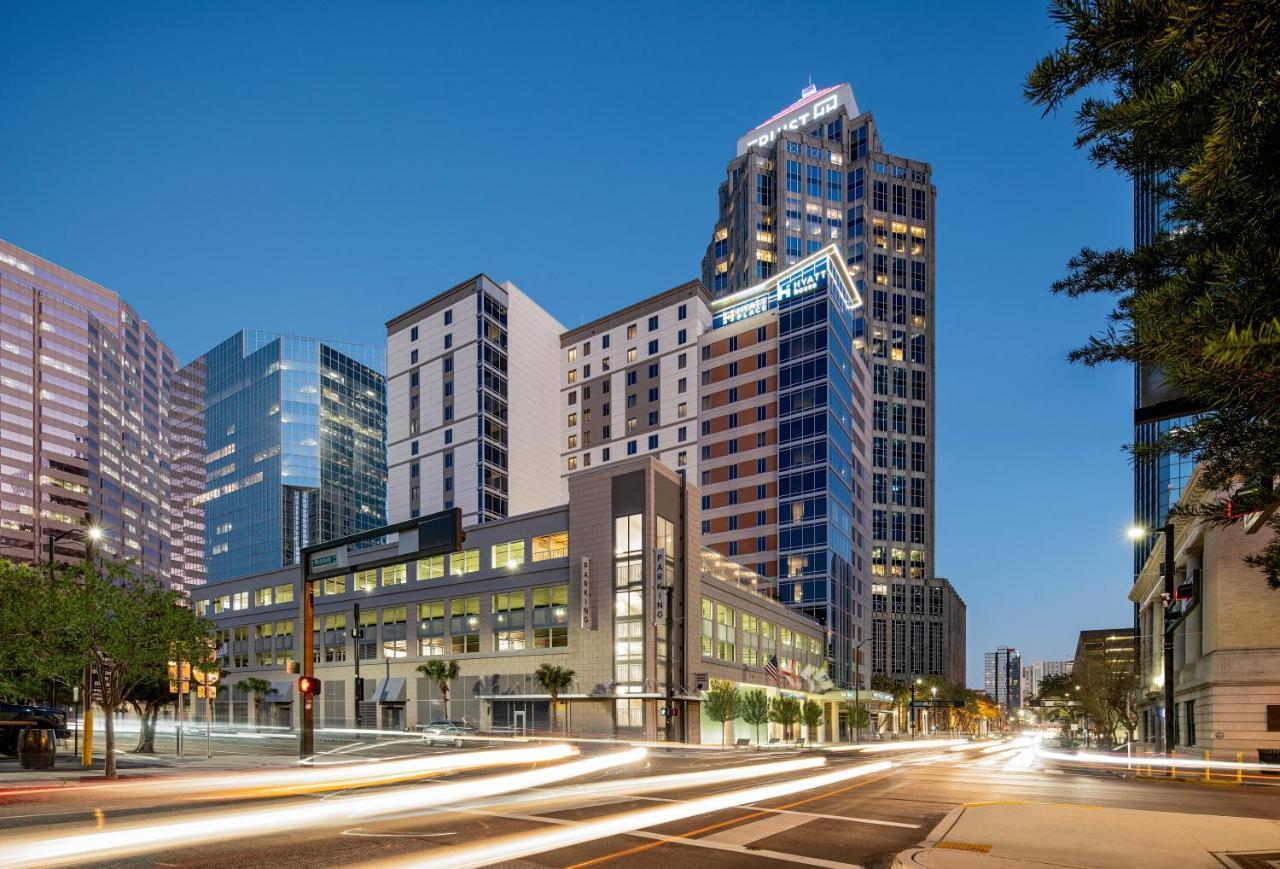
[299,675,322,696]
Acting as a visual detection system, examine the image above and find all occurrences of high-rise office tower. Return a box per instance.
[386,275,563,527]
[697,248,870,688]
[702,82,938,592]
[870,575,966,686]
[984,646,1022,711]
[0,239,178,583]
[1132,174,1201,572]
[173,331,387,584]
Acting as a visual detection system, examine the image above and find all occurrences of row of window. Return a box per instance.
[698,598,825,671]
[566,306,692,364]
[195,534,570,616]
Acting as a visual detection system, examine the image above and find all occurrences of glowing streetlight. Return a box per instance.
[87,526,103,542]
[1127,525,1147,540]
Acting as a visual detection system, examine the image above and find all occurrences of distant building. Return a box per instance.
[984,646,1021,712]
[872,576,966,686]
[1020,659,1073,705]
[1130,466,1280,760]
[385,275,563,527]
[0,239,179,585]
[173,331,387,585]
[1072,628,1135,678]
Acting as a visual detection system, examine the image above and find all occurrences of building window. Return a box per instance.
[492,539,526,569]
[357,608,377,660]
[701,597,714,657]
[532,584,569,648]
[354,569,377,592]
[449,549,480,576]
[450,597,480,653]
[532,531,569,561]
[382,564,407,586]
[493,591,526,650]
[275,583,294,604]
[381,606,408,658]
[417,555,444,580]
[417,601,446,656]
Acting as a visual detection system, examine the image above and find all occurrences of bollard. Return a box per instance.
[1238,751,1244,784]
[1171,751,1176,780]
[1205,751,1211,782]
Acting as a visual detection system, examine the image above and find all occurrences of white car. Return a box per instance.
[420,720,477,747]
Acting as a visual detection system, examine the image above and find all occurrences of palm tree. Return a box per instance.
[236,677,276,729]
[417,660,460,721]
[534,663,575,735]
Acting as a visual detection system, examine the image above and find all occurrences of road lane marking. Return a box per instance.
[630,794,921,829]
[452,807,862,869]
[700,810,812,846]
[563,765,899,867]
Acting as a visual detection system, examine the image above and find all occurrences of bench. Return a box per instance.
[794,738,805,748]
[768,738,780,745]
[734,738,751,748]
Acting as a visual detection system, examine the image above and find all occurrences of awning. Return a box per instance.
[375,677,406,703]
[262,681,293,703]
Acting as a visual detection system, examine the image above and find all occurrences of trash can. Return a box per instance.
[17,728,56,770]
[1258,748,1280,774]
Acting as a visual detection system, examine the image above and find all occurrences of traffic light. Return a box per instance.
[299,675,322,697]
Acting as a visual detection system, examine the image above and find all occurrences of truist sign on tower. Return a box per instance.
[735,83,857,155]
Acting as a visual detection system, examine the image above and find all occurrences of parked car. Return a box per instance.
[0,702,69,757]
[418,720,477,747]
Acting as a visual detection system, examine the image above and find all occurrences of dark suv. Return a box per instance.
[0,702,70,756]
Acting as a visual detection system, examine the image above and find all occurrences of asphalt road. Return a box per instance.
[1,738,1278,868]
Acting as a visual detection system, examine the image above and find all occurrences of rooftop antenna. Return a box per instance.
[802,76,816,98]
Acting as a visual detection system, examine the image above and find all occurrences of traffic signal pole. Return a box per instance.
[300,570,315,760]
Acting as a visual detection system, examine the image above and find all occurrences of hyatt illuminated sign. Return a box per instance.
[736,83,857,156]
[713,255,838,329]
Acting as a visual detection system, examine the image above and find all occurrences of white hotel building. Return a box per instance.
[386,275,563,527]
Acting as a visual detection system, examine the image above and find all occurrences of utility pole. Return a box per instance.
[1160,523,1176,756]
[353,602,363,731]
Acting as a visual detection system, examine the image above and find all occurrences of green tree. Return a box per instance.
[1026,0,1280,587]
[58,559,214,778]
[801,699,823,745]
[769,695,801,740]
[740,689,771,746]
[127,676,174,754]
[533,663,575,735]
[236,676,277,729]
[847,702,870,735]
[703,679,740,745]
[416,659,460,721]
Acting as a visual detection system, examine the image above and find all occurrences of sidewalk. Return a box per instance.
[0,751,297,788]
[894,801,1280,868]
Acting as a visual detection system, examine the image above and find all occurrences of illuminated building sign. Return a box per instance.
[713,253,838,329]
[736,83,857,156]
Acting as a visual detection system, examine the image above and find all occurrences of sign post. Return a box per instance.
[299,509,463,760]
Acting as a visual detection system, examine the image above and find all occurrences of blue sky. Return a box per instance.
[0,1,1135,686]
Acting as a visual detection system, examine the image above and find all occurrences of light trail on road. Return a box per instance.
[1,744,577,803]
[360,759,894,869]
[0,747,646,868]
[1037,746,1280,774]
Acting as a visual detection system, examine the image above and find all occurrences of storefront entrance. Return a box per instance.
[492,700,550,734]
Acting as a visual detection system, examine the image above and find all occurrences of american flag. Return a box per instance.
[764,655,781,685]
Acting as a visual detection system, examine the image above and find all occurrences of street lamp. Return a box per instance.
[1130,523,1176,756]
[853,638,867,743]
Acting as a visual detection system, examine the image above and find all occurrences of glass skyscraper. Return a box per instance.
[1132,173,1201,572]
[174,330,387,584]
[699,248,871,688]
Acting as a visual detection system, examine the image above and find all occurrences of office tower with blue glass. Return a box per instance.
[1132,174,1202,571]
[173,331,387,585]
[700,83,942,686]
[698,248,871,689]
